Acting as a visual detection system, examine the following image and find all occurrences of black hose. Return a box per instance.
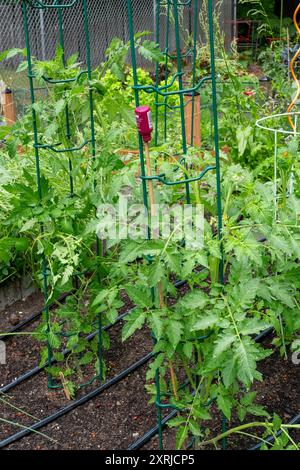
[0,279,187,394]
[0,309,130,394]
[125,327,282,451]
[0,278,188,446]
[1,292,71,342]
[250,413,300,450]
[128,409,177,450]
[0,352,153,449]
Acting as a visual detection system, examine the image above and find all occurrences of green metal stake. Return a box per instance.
[208,0,224,285]
[127,0,224,451]
[173,0,190,204]
[22,0,53,389]
[127,0,149,213]
[163,1,171,142]
[154,0,160,146]
[208,0,226,449]
[190,0,199,146]
[83,0,103,382]
[57,5,74,196]
[127,0,163,449]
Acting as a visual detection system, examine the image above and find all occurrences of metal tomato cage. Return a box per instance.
[0,0,224,450]
[256,111,300,220]
[1,0,297,452]
[20,0,103,391]
[127,0,224,450]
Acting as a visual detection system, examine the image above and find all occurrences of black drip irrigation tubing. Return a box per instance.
[128,409,177,451]
[126,327,299,451]
[0,310,129,394]
[0,352,154,450]
[0,222,268,392]
[0,279,186,394]
[0,237,291,450]
[250,413,300,450]
[128,410,300,452]
[1,292,72,342]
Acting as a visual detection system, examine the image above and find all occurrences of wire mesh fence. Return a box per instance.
[0,1,234,117]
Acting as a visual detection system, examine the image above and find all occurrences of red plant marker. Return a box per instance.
[135,106,153,143]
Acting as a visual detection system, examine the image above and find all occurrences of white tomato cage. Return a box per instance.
[256,111,300,219]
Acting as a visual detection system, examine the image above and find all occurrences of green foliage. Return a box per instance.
[0,22,299,451]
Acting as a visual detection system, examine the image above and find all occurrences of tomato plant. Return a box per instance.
[0,19,299,450]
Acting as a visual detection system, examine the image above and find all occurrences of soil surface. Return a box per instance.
[0,292,299,451]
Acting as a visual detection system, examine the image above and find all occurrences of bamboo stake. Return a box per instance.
[144,142,179,400]
[59,372,71,401]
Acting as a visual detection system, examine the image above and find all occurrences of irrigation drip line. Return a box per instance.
[0,279,187,394]
[0,309,127,394]
[1,292,71,342]
[0,351,154,449]
[126,327,297,451]
[250,413,300,451]
[128,410,300,452]
[1,278,186,342]
[128,409,177,451]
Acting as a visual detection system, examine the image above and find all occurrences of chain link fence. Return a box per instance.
[0,1,234,116]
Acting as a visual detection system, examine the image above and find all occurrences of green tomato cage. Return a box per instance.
[20,0,224,450]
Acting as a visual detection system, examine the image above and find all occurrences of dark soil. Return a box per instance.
[0,293,299,451]
[0,291,44,332]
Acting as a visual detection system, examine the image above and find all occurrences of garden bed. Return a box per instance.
[0,294,299,451]
[0,275,37,312]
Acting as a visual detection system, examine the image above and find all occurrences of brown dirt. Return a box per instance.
[0,293,299,451]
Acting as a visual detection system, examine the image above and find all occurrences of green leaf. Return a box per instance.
[78,351,93,366]
[39,347,49,368]
[165,251,181,274]
[92,289,109,308]
[137,40,163,62]
[151,311,164,340]
[240,318,270,336]
[246,405,270,418]
[192,313,217,331]
[0,48,26,62]
[217,394,232,420]
[20,218,37,232]
[236,125,252,157]
[166,319,183,349]
[183,342,193,359]
[222,355,237,388]
[231,278,259,309]
[106,308,118,324]
[179,290,208,310]
[146,353,165,380]
[213,331,236,358]
[16,61,28,73]
[195,408,211,420]
[148,261,165,287]
[125,285,152,308]
[234,338,259,387]
[188,420,201,437]
[122,309,146,342]
[176,426,188,450]
[54,99,66,116]
[272,414,282,431]
[48,330,61,349]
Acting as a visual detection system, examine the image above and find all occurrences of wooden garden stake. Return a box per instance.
[59,372,71,401]
[1,88,16,125]
[184,92,201,147]
[135,106,179,400]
